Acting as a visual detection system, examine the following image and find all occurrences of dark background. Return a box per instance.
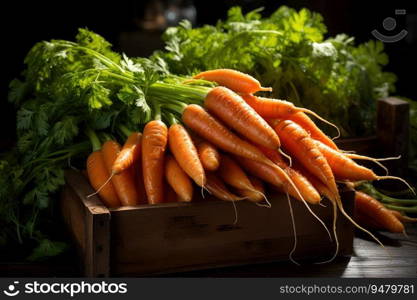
[1,0,416,144]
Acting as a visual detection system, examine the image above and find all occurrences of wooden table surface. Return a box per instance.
[171,224,417,278]
[1,224,416,278]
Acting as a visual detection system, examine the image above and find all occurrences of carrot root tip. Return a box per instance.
[286,192,300,266]
[259,87,273,92]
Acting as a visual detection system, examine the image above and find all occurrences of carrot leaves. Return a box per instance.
[156,6,396,137]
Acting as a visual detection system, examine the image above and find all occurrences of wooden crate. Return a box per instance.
[61,170,355,277]
[336,97,409,176]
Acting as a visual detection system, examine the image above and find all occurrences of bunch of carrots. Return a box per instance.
[86,68,415,258]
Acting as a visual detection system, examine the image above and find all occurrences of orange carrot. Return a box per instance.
[182,104,275,168]
[272,119,339,199]
[241,94,340,139]
[286,112,339,150]
[193,69,272,93]
[87,151,121,208]
[218,154,254,191]
[389,210,417,223]
[259,146,321,204]
[237,176,265,203]
[168,123,205,187]
[102,140,139,206]
[196,141,220,171]
[206,172,244,202]
[239,157,302,201]
[165,155,193,202]
[355,191,404,233]
[205,87,280,149]
[142,120,168,204]
[314,140,412,191]
[112,132,142,175]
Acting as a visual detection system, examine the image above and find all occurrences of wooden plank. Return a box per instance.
[110,189,354,276]
[377,97,409,176]
[63,170,111,277]
[335,136,378,155]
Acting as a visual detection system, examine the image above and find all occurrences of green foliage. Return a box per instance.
[155,6,396,137]
[1,28,205,261]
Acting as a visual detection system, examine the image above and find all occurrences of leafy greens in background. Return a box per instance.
[154,6,397,137]
[0,29,206,260]
[0,5,412,262]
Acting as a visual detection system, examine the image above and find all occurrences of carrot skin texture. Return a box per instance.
[219,154,254,190]
[259,145,321,204]
[87,151,121,208]
[273,119,338,198]
[206,173,243,202]
[287,112,338,150]
[241,94,299,118]
[142,120,168,204]
[389,210,417,223]
[354,191,404,233]
[314,140,376,181]
[204,87,280,149]
[168,124,206,187]
[112,132,142,174]
[237,176,265,203]
[193,69,271,94]
[102,141,139,206]
[165,155,193,202]
[182,104,273,167]
[239,157,309,202]
[197,141,220,171]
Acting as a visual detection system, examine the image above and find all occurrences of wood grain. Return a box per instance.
[62,171,354,276]
[61,170,110,277]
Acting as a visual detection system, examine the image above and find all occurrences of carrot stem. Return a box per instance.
[383,204,417,213]
[85,128,101,152]
[118,124,132,138]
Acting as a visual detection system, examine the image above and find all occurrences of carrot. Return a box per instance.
[236,176,265,203]
[205,87,280,149]
[196,141,220,171]
[182,104,275,168]
[165,155,193,202]
[272,119,363,262]
[343,153,401,175]
[355,191,404,233]
[85,128,121,208]
[218,154,254,191]
[314,140,413,191]
[87,151,121,208]
[273,119,338,196]
[259,146,321,204]
[238,157,304,202]
[142,120,168,204]
[112,131,142,175]
[241,94,340,138]
[286,112,339,150]
[239,156,331,239]
[297,166,332,202]
[193,69,272,94]
[389,210,417,223]
[205,172,244,202]
[102,140,139,206]
[168,123,205,187]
